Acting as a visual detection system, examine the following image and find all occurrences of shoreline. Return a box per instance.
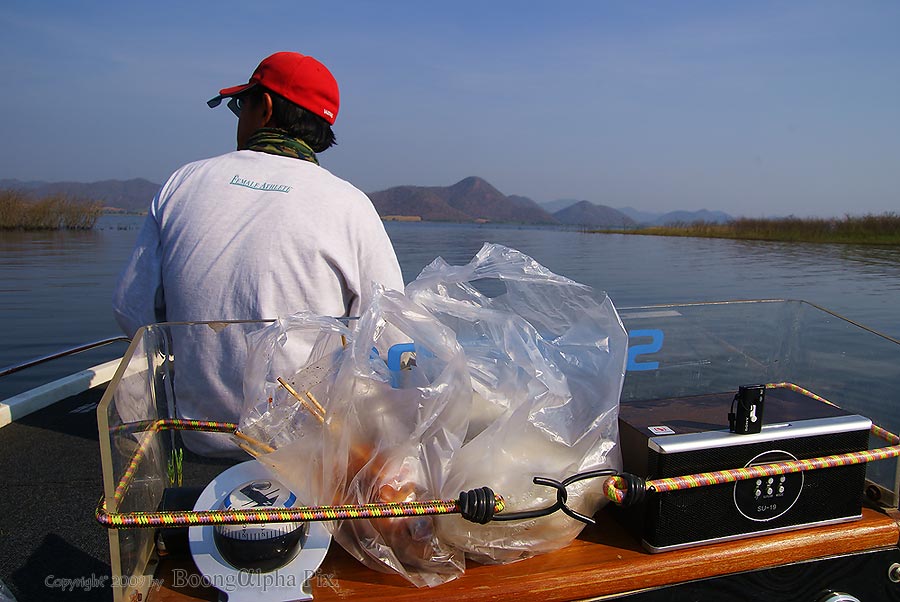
[590,230,900,246]
[589,214,900,246]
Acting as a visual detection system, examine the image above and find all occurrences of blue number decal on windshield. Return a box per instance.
[627,329,664,371]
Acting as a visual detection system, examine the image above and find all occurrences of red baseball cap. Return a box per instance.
[207,52,339,125]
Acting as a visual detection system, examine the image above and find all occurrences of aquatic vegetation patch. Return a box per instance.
[0,189,103,230]
[595,213,900,245]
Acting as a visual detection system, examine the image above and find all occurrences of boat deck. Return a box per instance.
[0,386,111,601]
[0,386,231,602]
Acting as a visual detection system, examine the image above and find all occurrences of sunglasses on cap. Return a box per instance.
[227,97,245,117]
[206,94,247,117]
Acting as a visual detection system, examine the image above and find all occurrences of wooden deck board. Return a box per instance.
[148,506,899,601]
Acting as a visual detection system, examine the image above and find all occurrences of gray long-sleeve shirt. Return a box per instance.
[113,149,403,454]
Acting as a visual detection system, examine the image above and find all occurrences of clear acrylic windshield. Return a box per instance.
[98,300,900,600]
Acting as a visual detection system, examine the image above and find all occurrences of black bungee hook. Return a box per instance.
[478,468,619,525]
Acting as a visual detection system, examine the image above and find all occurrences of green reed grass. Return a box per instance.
[597,213,900,245]
[0,189,103,230]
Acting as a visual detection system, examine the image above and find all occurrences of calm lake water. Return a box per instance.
[1,214,899,400]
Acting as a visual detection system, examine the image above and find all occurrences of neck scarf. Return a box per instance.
[245,128,319,165]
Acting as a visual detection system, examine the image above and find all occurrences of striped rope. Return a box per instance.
[110,419,239,507]
[604,477,628,505]
[96,495,505,528]
[110,418,238,435]
[765,382,835,406]
[103,385,895,523]
[101,418,507,528]
[603,383,900,503]
[646,437,900,493]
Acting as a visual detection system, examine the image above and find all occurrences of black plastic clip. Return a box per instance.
[492,469,618,525]
[615,472,647,507]
[458,486,497,524]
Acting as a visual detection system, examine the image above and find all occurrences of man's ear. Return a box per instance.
[261,92,274,127]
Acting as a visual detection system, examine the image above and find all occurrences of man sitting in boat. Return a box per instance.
[112,51,404,455]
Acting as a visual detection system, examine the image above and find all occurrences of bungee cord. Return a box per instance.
[97,383,898,529]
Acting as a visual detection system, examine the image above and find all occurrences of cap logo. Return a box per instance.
[323,109,334,119]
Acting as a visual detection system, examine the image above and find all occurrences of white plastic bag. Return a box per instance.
[406,243,628,563]
[318,286,474,587]
[237,311,351,517]
[240,245,628,585]
[239,311,350,452]
[237,294,473,587]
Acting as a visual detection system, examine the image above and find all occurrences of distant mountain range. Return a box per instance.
[615,206,733,226]
[369,177,560,224]
[554,201,636,228]
[0,176,732,226]
[369,177,645,227]
[544,200,731,226]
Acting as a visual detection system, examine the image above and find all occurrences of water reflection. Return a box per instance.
[1,216,899,399]
[386,223,900,337]
[0,216,144,398]
[838,244,900,275]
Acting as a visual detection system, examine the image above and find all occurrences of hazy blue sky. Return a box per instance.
[1,1,898,217]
